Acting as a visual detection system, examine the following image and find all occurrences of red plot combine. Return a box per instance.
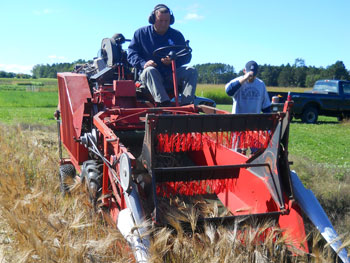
[56,34,349,262]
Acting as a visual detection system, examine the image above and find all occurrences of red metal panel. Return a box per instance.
[189,144,279,215]
[113,80,137,108]
[279,201,309,253]
[57,73,91,165]
[113,80,136,97]
[94,111,132,210]
[62,73,92,137]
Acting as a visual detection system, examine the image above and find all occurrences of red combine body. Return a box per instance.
[55,34,349,263]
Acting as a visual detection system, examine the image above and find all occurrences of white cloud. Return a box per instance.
[0,64,33,74]
[48,55,66,60]
[184,13,204,21]
[186,4,201,11]
[33,8,53,15]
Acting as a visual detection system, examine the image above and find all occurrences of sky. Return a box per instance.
[1,0,350,75]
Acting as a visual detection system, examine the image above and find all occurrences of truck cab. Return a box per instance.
[270,79,350,123]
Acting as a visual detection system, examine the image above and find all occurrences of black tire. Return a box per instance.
[80,160,103,209]
[289,114,294,122]
[59,164,76,195]
[301,106,318,124]
[338,114,350,122]
[294,114,301,120]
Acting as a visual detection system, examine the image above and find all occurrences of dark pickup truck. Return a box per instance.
[269,79,350,123]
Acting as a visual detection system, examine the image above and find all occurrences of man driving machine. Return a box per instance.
[127,4,197,107]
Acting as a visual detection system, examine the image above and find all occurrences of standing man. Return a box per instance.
[225,61,271,113]
[128,4,197,107]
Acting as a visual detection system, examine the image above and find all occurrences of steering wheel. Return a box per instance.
[153,45,192,60]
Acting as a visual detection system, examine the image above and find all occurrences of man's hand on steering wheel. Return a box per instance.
[153,44,192,62]
[144,60,157,69]
[145,44,191,68]
[161,56,172,65]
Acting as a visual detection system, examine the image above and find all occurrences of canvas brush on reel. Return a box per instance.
[156,129,273,153]
[141,112,285,210]
[149,112,282,154]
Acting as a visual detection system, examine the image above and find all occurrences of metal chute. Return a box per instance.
[290,170,349,263]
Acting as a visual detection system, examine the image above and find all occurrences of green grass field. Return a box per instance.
[196,83,312,94]
[0,78,58,125]
[0,91,57,107]
[0,78,58,92]
[197,83,312,104]
[0,79,348,168]
[0,107,57,125]
[1,78,349,168]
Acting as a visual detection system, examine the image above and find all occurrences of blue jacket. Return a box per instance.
[127,25,191,76]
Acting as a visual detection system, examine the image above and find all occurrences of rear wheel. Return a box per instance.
[301,106,318,124]
[59,164,76,195]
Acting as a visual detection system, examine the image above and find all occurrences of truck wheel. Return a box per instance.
[338,114,350,122]
[59,164,76,195]
[289,114,294,122]
[301,106,318,124]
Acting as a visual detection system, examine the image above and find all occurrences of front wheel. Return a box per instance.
[301,106,318,124]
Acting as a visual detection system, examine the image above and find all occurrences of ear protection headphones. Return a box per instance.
[148,4,175,25]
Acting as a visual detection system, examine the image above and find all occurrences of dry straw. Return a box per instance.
[0,124,348,262]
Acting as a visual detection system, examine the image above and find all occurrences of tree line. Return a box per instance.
[31,59,88,79]
[0,71,31,79]
[194,59,350,87]
[1,58,349,87]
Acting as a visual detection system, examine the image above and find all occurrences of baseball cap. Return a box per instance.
[245,61,259,76]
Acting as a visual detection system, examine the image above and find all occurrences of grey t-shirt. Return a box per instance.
[225,77,271,114]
